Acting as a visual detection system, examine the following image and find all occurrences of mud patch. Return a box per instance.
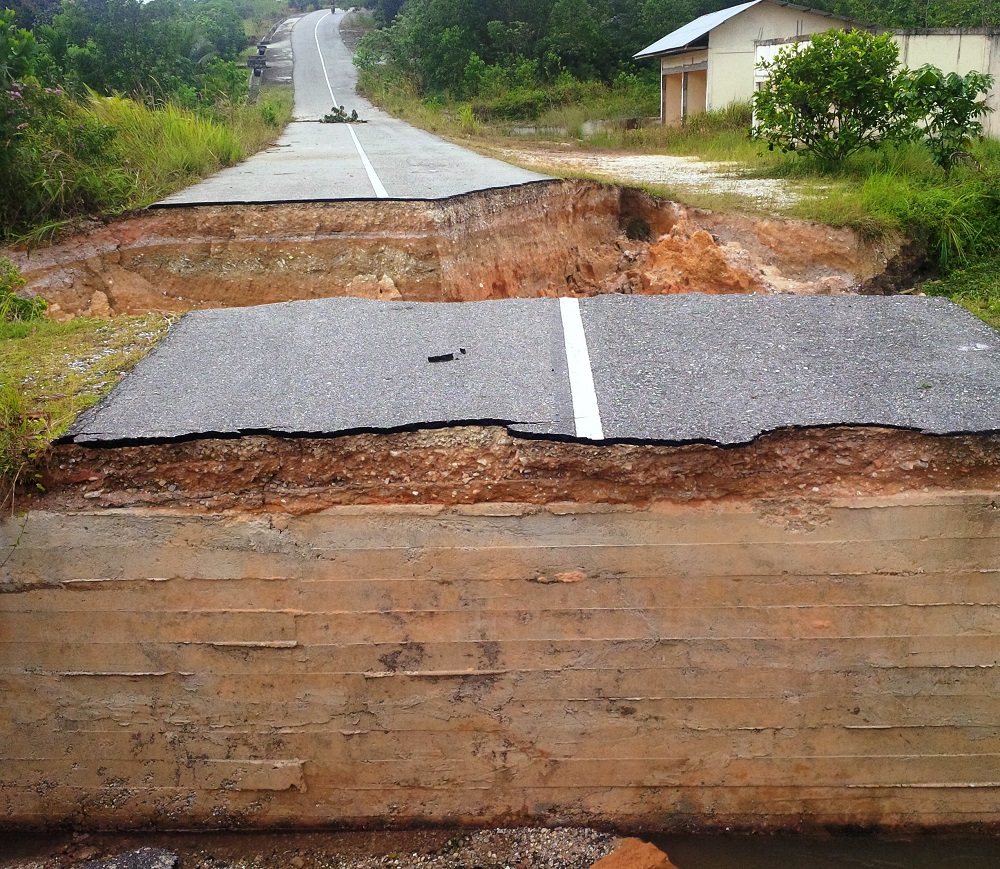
[9,181,899,318]
[35,426,1000,514]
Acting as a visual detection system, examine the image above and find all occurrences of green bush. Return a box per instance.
[472,87,550,121]
[753,30,911,164]
[900,64,995,172]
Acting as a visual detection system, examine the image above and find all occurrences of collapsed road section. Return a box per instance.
[6,0,998,836]
[3,287,1000,832]
[10,181,902,319]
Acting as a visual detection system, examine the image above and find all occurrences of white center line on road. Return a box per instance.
[312,10,388,199]
[348,126,389,198]
[559,297,604,441]
[313,10,337,105]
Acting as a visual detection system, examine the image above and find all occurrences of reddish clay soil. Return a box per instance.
[36,426,1000,515]
[9,181,903,319]
[9,181,958,517]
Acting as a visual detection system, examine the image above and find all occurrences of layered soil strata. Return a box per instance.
[10,181,899,318]
[39,426,1000,515]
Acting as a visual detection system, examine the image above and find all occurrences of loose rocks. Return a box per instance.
[81,849,179,869]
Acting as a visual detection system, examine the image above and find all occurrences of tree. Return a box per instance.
[0,6,36,83]
[752,29,910,163]
[901,64,995,172]
[541,0,609,80]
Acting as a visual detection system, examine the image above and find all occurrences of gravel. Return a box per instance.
[497,146,800,209]
[190,829,619,869]
[0,829,621,869]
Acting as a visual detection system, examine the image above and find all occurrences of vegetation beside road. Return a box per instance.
[1,0,291,502]
[1,0,292,242]
[0,306,171,511]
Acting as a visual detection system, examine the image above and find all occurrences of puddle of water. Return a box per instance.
[652,834,1000,869]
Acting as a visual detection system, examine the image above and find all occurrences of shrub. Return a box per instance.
[472,87,550,121]
[900,64,995,172]
[753,30,910,163]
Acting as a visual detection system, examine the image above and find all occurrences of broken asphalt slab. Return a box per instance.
[68,294,1000,445]
[583,293,1000,442]
[70,297,575,442]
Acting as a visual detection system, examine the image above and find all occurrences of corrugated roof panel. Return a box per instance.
[634,0,763,58]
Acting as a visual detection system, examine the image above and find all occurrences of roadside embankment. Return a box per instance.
[3,488,998,831]
[10,181,900,318]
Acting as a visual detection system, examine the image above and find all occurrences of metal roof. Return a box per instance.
[634,0,762,59]
[633,0,858,59]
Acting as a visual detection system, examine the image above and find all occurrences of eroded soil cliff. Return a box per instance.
[10,181,900,318]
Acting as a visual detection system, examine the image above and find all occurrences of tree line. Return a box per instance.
[1,0,285,237]
[5,0,266,103]
[357,0,1000,99]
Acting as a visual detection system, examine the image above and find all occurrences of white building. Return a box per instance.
[636,0,1000,137]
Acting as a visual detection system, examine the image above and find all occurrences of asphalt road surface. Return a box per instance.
[158,9,548,205]
[69,294,1000,444]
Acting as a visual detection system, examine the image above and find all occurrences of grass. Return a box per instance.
[0,315,172,510]
[2,84,294,245]
[924,261,1000,330]
[89,86,294,208]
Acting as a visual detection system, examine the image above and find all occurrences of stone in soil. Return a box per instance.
[81,850,179,869]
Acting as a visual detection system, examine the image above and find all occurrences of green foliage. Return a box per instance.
[0,86,292,238]
[926,257,1000,330]
[0,256,45,322]
[0,6,35,80]
[321,104,365,123]
[909,179,1000,269]
[0,0,294,239]
[0,79,131,236]
[900,64,995,172]
[540,0,610,80]
[753,30,996,178]
[354,0,747,100]
[752,30,910,164]
[830,0,1000,28]
[38,0,252,101]
[0,313,172,509]
[0,378,47,510]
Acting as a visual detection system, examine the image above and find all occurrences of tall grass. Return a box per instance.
[87,96,244,204]
[90,88,294,205]
[0,314,172,510]
[533,79,660,138]
[1,85,292,242]
[583,101,758,158]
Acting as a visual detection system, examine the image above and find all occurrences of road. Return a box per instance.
[157,10,549,205]
[69,294,1000,444]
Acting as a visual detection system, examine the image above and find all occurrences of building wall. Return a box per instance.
[2,496,1000,831]
[894,31,1000,137]
[707,2,844,109]
[660,50,708,124]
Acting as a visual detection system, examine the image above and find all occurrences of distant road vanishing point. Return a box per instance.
[158,8,550,205]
